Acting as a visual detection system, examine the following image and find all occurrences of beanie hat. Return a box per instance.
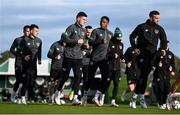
[114,27,122,38]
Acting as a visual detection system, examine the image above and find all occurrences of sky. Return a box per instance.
[0,0,180,58]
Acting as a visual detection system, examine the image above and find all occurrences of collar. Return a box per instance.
[146,19,157,26]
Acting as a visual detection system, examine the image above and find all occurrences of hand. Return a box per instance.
[169,66,172,71]
[170,71,175,76]
[84,43,89,49]
[24,55,30,61]
[55,54,61,60]
[152,66,156,70]
[134,48,140,55]
[82,51,86,56]
[38,60,41,64]
[127,62,131,68]
[78,38,84,44]
[114,53,118,59]
[158,61,162,67]
[121,59,125,63]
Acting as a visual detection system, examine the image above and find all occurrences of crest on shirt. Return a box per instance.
[112,45,115,48]
[119,46,122,50]
[108,34,112,38]
[27,43,30,45]
[154,29,159,34]
[139,58,144,63]
[81,31,85,36]
[168,55,172,59]
[57,48,60,50]
[36,42,40,47]
[75,30,77,34]
[100,34,103,37]
[145,29,148,32]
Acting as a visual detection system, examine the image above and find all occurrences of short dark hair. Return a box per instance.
[85,25,92,30]
[30,24,39,30]
[101,16,110,22]
[149,10,160,17]
[76,11,87,18]
[23,25,30,31]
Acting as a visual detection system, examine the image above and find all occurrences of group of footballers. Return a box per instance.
[9,10,180,110]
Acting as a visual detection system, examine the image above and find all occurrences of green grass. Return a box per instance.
[0,103,180,114]
[0,76,180,114]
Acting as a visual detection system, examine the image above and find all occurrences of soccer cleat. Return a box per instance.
[72,99,81,106]
[92,98,101,107]
[81,95,87,106]
[55,96,61,105]
[60,99,66,105]
[21,96,27,104]
[99,94,105,106]
[129,100,136,109]
[111,102,119,107]
[140,99,147,108]
[159,105,166,109]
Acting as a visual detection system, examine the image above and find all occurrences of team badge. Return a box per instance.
[119,46,122,49]
[100,34,103,37]
[27,43,30,45]
[145,29,148,32]
[75,30,77,34]
[57,48,59,50]
[168,55,172,59]
[112,45,115,48]
[36,43,40,47]
[154,29,159,34]
[139,58,144,63]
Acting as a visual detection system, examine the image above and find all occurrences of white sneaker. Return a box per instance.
[21,96,27,104]
[92,98,101,107]
[17,98,22,104]
[129,100,136,109]
[60,99,66,105]
[72,99,81,106]
[140,99,147,108]
[99,94,105,106]
[166,104,172,110]
[55,96,61,105]
[159,105,166,109]
[55,91,62,105]
[111,102,119,107]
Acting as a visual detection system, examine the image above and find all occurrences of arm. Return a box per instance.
[130,25,140,49]
[38,40,42,64]
[10,39,21,57]
[47,43,55,59]
[62,25,78,45]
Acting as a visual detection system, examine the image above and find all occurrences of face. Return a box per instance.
[30,27,39,38]
[150,14,160,24]
[77,16,87,26]
[100,18,109,29]
[23,28,30,37]
[86,28,93,37]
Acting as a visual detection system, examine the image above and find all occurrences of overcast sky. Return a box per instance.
[0,0,180,58]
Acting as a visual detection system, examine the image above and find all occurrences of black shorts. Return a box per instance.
[126,71,137,85]
[50,68,62,81]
